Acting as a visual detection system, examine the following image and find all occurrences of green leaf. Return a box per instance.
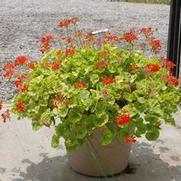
[76,127,88,139]
[144,114,158,123]
[101,128,114,145]
[137,97,146,104]
[108,64,117,73]
[32,121,43,131]
[145,128,160,141]
[51,134,59,148]
[118,129,129,141]
[55,123,65,137]
[80,90,90,100]
[90,74,99,85]
[123,92,136,102]
[57,104,68,118]
[95,101,106,117]
[164,116,176,126]
[98,113,109,127]
[68,108,82,123]
[105,95,115,105]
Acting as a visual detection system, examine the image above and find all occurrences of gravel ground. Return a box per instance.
[0,0,170,98]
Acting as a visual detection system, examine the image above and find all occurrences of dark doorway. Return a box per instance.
[167,0,181,78]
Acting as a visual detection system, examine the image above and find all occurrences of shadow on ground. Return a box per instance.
[12,142,181,181]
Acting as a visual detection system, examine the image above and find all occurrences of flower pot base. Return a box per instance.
[68,129,132,177]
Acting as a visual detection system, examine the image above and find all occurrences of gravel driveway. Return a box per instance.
[0,0,170,98]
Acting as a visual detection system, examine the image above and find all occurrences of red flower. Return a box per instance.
[16,102,26,112]
[106,34,120,43]
[150,38,161,53]
[1,109,10,123]
[115,114,132,125]
[0,66,3,71]
[3,70,14,79]
[51,62,61,70]
[162,75,179,86]
[124,135,137,143]
[0,99,3,110]
[146,63,160,72]
[4,63,16,71]
[84,32,95,43]
[41,35,53,43]
[59,17,79,28]
[28,61,36,69]
[20,85,28,93]
[65,47,75,57]
[15,79,22,88]
[123,31,137,43]
[64,37,73,44]
[15,56,28,65]
[102,75,115,85]
[140,27,153,36]
[96,61,106,69]
[162,59,176,69]
[59,19,72,28]
[40,35,53,53]
[75,82,86,89]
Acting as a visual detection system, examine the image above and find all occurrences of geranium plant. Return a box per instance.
[0,18,180,152]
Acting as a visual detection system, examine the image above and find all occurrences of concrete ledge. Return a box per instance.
[0,109,181,180]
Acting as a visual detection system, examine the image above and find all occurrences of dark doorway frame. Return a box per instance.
[167,0,181,78]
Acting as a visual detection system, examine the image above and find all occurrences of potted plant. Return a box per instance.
[0,18,180,177]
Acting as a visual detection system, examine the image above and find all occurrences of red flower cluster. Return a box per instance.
[28,61,36,70]
[105,33,120,43]
[115,114,132,125]
[65,47,75,57]
[150,38,161,53]
[59,17,79,28]
[3,70,14,79]
[146,63,160,73]
[162,59,176,69]
[20,86,28,93]
[1,109,10,123]
[63,37,73,44]
[51,62,61,70]
[2,62,16,79]
[162,75,179,86]
[140,27,153,37]
[0,97,10,123]
[14,74,28,92]
[40,35,53,53]
[15,56,28,65]
[96,61,106,69]
[3,63,15,70]
[124,135,137,143]
[15,79,22,89]
[75,81,86,89]
[85,32,94,40]
[102,75,115,85]
[123,30,137,43]
[16,102,26,112]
